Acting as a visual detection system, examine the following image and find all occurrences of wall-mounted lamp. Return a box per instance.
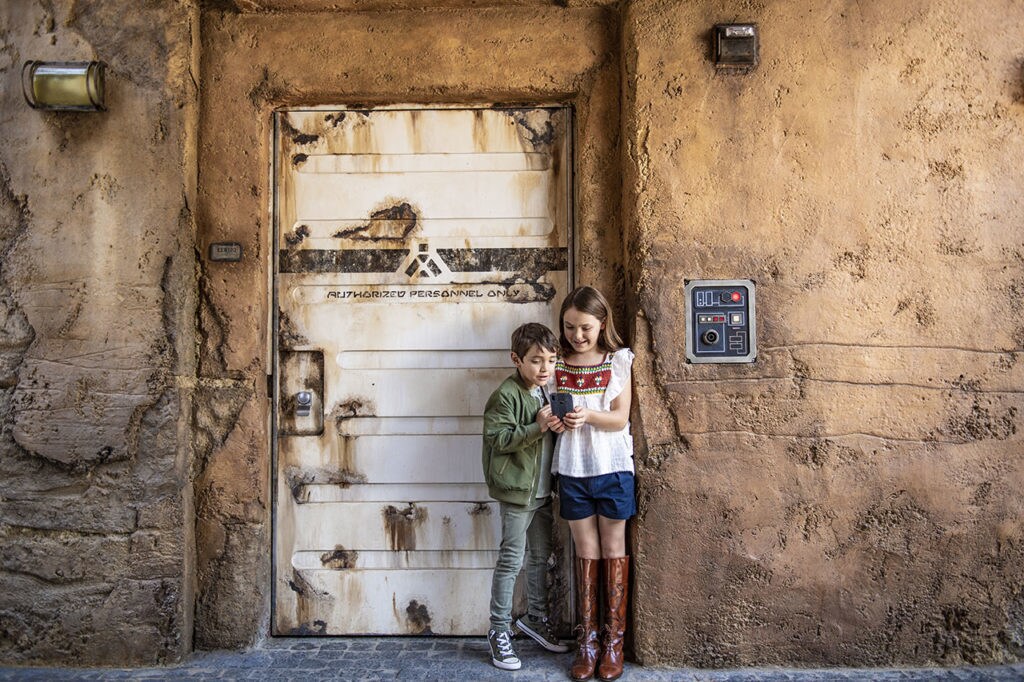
[713,24,759,69]
[22,61,106,111]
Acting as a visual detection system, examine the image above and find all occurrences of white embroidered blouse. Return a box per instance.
[550,348,635,478]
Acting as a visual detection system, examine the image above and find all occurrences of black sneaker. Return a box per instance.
[487,628,522,670]
[513,615,570,653]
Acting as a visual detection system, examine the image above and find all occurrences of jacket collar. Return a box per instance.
[512,371,535,393]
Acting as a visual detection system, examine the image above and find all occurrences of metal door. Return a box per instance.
[272,107,572,635]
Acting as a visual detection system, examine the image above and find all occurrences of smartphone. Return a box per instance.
[549,392,574,419]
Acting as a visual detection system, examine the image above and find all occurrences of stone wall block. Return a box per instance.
[0,530,130,585]
[0,487,139,535]
[88,579,184,664]
[128,530,184,581]
[0,577,120,661]
[194,522,268,649]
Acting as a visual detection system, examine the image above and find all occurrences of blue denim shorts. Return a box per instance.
[558,472,636,521]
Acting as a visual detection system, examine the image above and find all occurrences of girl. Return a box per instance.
[550,286,635,682]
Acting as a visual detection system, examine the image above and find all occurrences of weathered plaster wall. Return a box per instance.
[3,0,1022,668]
[0,0,198,666]
[196,4,619,647]
[625,0,1024,667]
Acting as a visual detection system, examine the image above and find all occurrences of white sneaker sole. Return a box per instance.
[514,619,571,653]
[491,657,522,670]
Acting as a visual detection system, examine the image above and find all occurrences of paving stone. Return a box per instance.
[1,640,1022,681]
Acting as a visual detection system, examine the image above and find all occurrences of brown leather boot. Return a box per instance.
[570,557,601,681]
[597,556,629,681]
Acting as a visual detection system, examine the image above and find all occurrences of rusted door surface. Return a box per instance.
[273,107,571,635]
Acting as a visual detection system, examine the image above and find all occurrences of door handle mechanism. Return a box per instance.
[279,350,324,437]
[295,390,313,417]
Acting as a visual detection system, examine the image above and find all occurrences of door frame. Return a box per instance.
[195,5,621,646]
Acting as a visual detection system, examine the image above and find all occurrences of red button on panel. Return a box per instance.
[730,291,742,302]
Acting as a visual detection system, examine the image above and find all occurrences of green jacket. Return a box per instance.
[481,373,547,506]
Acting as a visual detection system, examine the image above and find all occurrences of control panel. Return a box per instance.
[685,279,756,364]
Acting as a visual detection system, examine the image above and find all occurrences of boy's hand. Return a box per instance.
[537,405,553,432]
[547,414,566,433]
[562,407,588,430]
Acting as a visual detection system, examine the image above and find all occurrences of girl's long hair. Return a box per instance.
[558,286,622,356]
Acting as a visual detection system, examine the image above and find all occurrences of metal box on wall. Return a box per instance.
[685,279,757,363]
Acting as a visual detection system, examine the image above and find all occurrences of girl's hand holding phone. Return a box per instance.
[562,407,587,430]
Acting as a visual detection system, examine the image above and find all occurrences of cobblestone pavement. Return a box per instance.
[1,638,1022,681]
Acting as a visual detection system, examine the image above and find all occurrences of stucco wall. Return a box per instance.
[2,0,1023,669]
[625,0,1024,666]
[0,0,198,666]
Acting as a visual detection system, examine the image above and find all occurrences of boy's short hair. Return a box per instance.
[511,323,559,359]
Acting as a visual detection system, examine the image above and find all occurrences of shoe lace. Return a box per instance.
[495,630,515,657]
[532,618,553,637]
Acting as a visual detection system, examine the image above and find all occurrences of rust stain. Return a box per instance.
[331,397,374,421]
[320,545,358,570]
[468,502,491,516]
[285,465,368,503]
[502,279,557,304]
[284,224,310,247]
[324,112,346,127]
[333,201,418,242]
[289,569,328,599]
[383,504,427,551]
[280,115,321,146]
[289,568,330,635]
[469,502,494,549]
[503,109,557,151]
[291,153,308,166]
[292,132,319,145]
[406,599,434,635]
[329,435,359,481]
[287,620,328,636]
[472,109,489,149]
[277,309,310,348]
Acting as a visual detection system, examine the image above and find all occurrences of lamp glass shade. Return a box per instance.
[22,61,105,111]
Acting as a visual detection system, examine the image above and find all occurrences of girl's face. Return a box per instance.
[562,307,604,356]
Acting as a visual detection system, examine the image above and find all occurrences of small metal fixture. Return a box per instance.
[22,61,106,111]
[209,242,243,262]
[294,391,313,418]
[713,24,759,69]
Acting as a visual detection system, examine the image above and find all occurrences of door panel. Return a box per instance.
[273,107,571,635]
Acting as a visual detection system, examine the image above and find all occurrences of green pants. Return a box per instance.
[488,496,553,632]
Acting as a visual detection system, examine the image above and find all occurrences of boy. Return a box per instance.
[482,322,570,670]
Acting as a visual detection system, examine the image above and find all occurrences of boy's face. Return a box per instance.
[512,344,558,389]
